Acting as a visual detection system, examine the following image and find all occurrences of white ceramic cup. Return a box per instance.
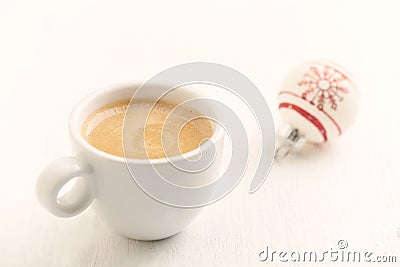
[36,83,225,240]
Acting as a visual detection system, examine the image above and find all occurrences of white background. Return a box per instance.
[1,0,400,266]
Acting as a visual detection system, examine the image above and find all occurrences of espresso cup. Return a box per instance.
[36,83,225,240]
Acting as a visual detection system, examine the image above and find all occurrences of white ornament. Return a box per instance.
[275,60,360,160]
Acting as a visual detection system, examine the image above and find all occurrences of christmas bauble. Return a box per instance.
[278,60,359,144]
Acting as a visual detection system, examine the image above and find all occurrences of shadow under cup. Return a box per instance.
[67,83,226,240]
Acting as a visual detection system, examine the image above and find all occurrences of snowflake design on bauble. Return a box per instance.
[298,65,349,111]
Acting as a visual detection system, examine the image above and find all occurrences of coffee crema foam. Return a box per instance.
[82,99,213,159]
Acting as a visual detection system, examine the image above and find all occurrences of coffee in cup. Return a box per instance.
[81,99,213,159]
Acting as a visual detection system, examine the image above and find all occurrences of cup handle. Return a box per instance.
[36,157,96,218]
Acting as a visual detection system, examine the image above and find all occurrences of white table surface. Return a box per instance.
[1,1,400,266]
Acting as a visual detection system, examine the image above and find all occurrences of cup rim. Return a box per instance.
[69,82,225,165]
